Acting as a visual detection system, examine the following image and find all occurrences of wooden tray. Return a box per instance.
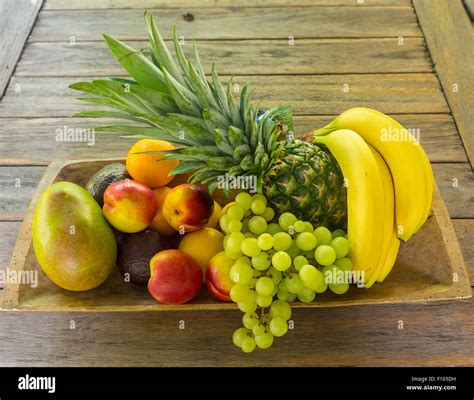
[1,159,471,311]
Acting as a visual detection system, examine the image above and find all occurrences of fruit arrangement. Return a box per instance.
[31,14,434,353]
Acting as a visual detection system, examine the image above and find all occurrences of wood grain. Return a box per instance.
[0,162,471,225]
[432,163,474,219]
[43,0,413,10]
[0,301,472,366]
[454,219,474,284]
[0,167,46,221]
[414,0,474,166]
[16,38,432,76]
[0,0,43,98]
[0,74,449,118]
[0,221,21,289]
[0,114,466,165]
[30,7,421,42]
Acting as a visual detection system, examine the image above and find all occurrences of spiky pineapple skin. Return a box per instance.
[262,139,347,229]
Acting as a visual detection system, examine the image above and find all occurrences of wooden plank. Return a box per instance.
[0,74,449,118]
[0,301,472,366]
[453,219,474,285]
[432,163,474,219]
[30,7,421,42]
[0,0,43,98]
[16,38,433,76]
[0,167,46,220]
[413,0,474,166]
[0,162,470,221]
[0,221,20,289]
[43,0,413,10]
[0,114,466,165]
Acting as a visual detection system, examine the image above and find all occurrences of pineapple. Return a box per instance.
[70,14,347,229]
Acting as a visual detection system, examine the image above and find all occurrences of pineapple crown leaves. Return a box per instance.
[69,12,294,193]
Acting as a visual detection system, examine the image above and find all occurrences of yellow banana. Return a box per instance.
[377,228,401,283]
[313,129,385,286]
[368,145,400,285]
[313,108,434,242]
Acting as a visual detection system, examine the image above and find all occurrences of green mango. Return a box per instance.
[32,181,117,291]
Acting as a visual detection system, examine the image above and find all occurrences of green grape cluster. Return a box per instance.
[220,192,353,353]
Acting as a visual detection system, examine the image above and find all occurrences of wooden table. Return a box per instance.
[0,0,472,366]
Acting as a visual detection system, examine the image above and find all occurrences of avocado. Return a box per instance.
[86,163,129,206]
[117,229,172,286]
[32,181,117,291]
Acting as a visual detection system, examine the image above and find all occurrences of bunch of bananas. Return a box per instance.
[312,108,434,288]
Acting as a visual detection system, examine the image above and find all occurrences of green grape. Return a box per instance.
[238,301,258,313]
[293,255,309,271]
[267,267,282,285]
[226,232,245,251]
[286,240,301,259]
[299,264,325,289]
[287,293,297,302]
[304,222,314,233]
[232,327,250,348]
[285,274,305,294]
[332,228,346,238]
[278,212,297,232]
[248,278,257,288]
[235,256,251,266]
[269,317,288,337]
[270,300,292,320]
[227,205,245,221]
[241,217,249,233]
[293,220,306,233]
[252,324,266,337]
[242,312,260,329]
[314,281,328,293]
[331,236,350,258]
[256,294,273,308]
[334,257,352,272]
[272,251,292,271]
[256,277,275,296]
[230,284,252,303]
[315,245,336,265]
[262,207,275,222]
[252,269,262,277]
[271,286,278,297]
[244,209,252,217]
[252,194,267,206]
[266,223,283,235]
[277,290,291,301]
[225,247,242,260]
[314,226,332,245]
[329,282,349,295]
[255,332,274,349]
[257,233,274,251]
[296,232,317,251]
[219,214,230,232]
[250,200,266,215]
[235,192,252,211]
[241,336,256,353]
[298,288,316,303]
[251,252,270,271]
[248,216,267,235]
[241,238,261,257]
[227,219,243,233]
[273,232,292,251]
[244,232,256,238]
[230,262,253,284]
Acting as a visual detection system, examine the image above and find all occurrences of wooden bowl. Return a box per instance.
[1,159,471,311]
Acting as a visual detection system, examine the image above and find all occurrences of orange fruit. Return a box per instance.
[150,187,176,236]
[126,139,178,188]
